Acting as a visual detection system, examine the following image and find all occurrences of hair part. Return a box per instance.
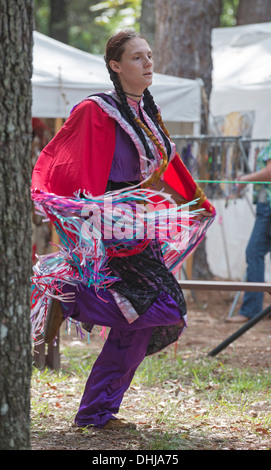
[104,30,144,72]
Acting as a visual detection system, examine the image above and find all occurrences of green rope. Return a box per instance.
[195,179,271,185]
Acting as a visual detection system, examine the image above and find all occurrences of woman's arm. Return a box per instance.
[240,159,271,183]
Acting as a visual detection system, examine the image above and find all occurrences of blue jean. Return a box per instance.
[239,202,271,319]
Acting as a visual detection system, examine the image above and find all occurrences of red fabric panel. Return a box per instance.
[163,154,215,215]
[31,100,116,197]
[163,154,196,201]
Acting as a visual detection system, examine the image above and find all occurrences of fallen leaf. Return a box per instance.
[255,427,269,435]
[47,382,57,390]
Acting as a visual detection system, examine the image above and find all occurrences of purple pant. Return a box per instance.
[61,284,183,428]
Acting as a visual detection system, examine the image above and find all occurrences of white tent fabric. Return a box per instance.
[207,23,271,282]
[210,22,271,139]
[32,31,201,123]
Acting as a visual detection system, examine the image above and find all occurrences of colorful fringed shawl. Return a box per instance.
[30,92,215,345]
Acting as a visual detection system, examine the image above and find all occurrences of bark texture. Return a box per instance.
[154,0,222,101]
[0,0,33,450]
[237,0,271,25]
[140,0,156,50]
[49,0,69,44]
[154,0,222,278]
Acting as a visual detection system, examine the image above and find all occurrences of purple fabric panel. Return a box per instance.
[74,327,153,428]
[60,284,182,428]
[61,284,181,330]
[108,123,141,182]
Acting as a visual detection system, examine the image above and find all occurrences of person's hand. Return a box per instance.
[236,175,247,196]
[194,209,213,220]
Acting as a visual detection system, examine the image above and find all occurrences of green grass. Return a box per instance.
[31,345,271,450]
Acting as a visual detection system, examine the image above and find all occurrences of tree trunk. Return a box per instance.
[237,0,271,25]
[49,0,69,43]
[0,0,33,450]
[154,0,222,279]
[140,0,156,50]
[155,0,222,106]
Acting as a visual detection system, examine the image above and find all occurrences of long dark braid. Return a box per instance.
[104,31,170,183]
[108,67,155,163]
[143,88,172,158]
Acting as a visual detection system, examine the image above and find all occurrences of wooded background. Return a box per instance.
[34,0,271,129]
[34,0,271,55]
[1,0,271,451]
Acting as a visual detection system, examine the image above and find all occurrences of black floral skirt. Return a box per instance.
[108,239,187,356]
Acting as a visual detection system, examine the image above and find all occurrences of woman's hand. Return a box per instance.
[194,209,213,220]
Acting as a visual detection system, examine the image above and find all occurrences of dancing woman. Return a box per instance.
[31,31,215,429]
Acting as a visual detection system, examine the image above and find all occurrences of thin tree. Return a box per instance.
[154,0,222,279]
[0,0,33,450]
[237,0,271,25]
[49,0,69,43]
[140,0,156,50]
[155,0,222,129]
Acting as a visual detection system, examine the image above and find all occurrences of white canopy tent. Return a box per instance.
[207,23,271,281]
[210,21,271,140]
[32,31,201,131]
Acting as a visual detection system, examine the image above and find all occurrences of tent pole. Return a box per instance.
[208,304,271,357]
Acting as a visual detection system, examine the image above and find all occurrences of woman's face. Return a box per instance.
[109,37,153,96]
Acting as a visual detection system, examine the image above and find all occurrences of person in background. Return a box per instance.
[227,140,271,323]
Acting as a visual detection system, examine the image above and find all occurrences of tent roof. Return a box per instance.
[32,31,201,123]
[212,21,271,90]
[210,22,271,139]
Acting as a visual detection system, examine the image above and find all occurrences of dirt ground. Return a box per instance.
[183,288,271,369]
[31,287,271,452]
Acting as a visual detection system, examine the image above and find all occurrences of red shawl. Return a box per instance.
[32,98,215,216]
[31,100,116,197]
